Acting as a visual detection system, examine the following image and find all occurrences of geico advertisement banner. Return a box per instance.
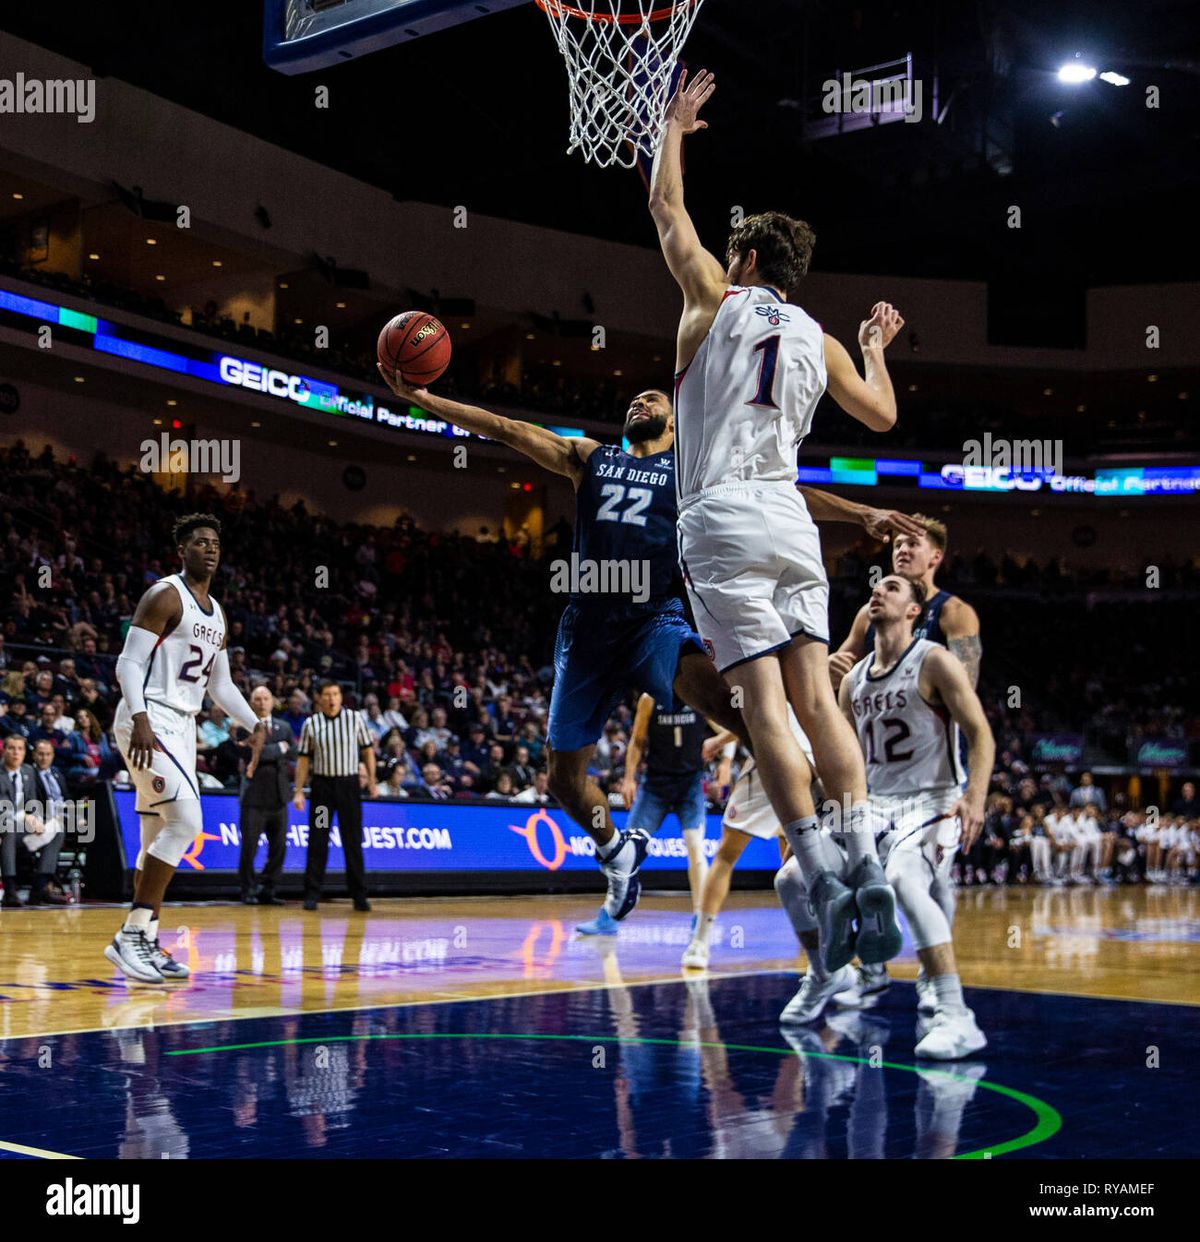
[112,790,783,873]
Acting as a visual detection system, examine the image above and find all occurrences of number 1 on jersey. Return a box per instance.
[748,335,781,408]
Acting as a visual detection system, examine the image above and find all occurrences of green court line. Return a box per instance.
[167,1031,1061,1159]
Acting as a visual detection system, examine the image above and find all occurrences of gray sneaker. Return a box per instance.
[851,858,902,965]
[780,965,854,1025]
[104,928,166,984]
[808,870,858,973]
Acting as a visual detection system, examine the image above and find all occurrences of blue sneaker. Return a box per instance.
[576,907,621,936]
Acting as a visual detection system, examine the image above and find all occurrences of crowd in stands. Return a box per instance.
[1,441,1197,890]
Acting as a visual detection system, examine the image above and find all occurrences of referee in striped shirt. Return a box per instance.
[293,682,376,912]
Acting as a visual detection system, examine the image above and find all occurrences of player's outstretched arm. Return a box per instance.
[799,487,926,541]
[378,367,600,486]
[824,302,904,431]
[648,69,728,306]
[925,647,995,849]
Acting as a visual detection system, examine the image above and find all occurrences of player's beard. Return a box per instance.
[624,413,667,444]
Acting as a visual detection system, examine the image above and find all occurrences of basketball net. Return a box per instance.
[536,1,707,169]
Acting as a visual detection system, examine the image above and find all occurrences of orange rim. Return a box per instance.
[535,0,692,25]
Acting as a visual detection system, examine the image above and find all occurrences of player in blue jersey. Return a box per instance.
[378,373,749,924]
[826,513,982,1010]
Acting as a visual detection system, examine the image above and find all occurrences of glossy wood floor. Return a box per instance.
[1,883,1195,1041]
[1,883,1197,1161]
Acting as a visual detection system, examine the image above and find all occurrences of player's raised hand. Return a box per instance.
[376,362,429,405]
[828,650,857,689]
[858,302,904,351]
[861,506,926,542]
[666,68,715,135]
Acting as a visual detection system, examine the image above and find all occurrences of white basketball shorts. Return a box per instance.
[114,699,200,814]
[678,481,829,674]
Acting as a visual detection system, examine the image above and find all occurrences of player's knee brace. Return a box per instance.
[146,801,204,868]
[774,855,818,936]
[888,850,951,950]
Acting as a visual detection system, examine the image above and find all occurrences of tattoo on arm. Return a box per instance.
[947,636,982,688]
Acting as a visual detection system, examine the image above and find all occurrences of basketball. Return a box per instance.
[377,311,452,386]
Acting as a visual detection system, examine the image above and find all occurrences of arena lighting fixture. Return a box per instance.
[1099,71,1130,86]
[88,253,99,260]
[1058,60,1097,83]
[11,192,23,200]
[212,260,223,267]
[146,237,157,245]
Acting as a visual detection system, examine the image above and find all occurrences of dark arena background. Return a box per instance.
[0,0,1197,1218]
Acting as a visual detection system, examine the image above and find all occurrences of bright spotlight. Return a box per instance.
[1099,71,1130,86]
[1058,61,1097,83]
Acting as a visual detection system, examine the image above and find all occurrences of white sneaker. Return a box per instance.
[914,1006,987,1060]
[780,966,854,1025]
[832,962,891,1009]
[104,928,166,984]
[915,971,938,1014]
[681,939,710,970]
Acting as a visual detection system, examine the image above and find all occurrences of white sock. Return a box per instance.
[148,918,159,945]
[931,971,966,1012]
[837,800,879,868]
[694,912,715,944]
[124,907,153,932]
[781,816,825,884]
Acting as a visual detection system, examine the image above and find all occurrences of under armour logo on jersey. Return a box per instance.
[703,639,716,661]
[755,305,791,326]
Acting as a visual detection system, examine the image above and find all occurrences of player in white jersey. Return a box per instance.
[650,69,905,971]
[829,514,982,1009]
[775,577,994,1055]
[108,514,264,984]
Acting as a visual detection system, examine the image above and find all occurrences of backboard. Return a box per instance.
[263,0,528,74]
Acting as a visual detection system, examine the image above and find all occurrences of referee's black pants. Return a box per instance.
[305,775,367,902]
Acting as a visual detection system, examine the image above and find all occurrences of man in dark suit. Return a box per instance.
[237,687,293,905]
[2,735,65,907]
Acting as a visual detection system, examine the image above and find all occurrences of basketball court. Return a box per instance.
[2,885,1195,1160]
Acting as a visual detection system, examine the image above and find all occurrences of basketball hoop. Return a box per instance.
[535,0,707,169]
